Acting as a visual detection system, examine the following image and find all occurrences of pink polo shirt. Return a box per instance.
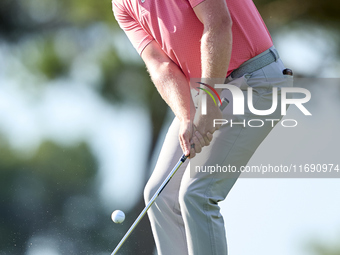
[112,0,273,80]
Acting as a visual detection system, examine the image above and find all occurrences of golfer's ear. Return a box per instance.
[192,0,232,28]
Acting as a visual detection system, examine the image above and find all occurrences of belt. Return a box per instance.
[227,47,280,80]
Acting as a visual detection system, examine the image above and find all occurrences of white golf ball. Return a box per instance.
[111,210,125,223]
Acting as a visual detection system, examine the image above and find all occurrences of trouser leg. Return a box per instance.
[178,59,292,255]
[178,105,276,255]
[144,117,189,255]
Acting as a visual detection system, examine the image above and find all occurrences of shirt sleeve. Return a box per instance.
[187,0,206,8]
[112,1,154,55]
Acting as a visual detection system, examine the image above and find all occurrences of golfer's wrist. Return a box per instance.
[178,110,196,124]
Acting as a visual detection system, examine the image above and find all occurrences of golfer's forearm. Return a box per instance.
[146,58,196,123]
[193,0,233,112]
[201,23,232,82]
[199,22,232,111]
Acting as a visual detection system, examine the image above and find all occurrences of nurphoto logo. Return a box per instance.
[198,82,312,128]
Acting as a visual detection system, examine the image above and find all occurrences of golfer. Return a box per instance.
[112,0,292,254]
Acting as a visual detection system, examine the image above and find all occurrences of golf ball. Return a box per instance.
[111,210,125,223]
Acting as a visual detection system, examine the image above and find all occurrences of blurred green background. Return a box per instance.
[0,0,340,254]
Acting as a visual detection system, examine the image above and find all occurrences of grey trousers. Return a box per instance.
[144,58,293,255]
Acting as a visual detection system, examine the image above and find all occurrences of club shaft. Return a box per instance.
[111,155,187,255]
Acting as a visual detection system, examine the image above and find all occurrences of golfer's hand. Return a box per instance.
[179,120,193,157]
[179,120,205,159]
[179,119,217,159]
[193,103,223,145]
